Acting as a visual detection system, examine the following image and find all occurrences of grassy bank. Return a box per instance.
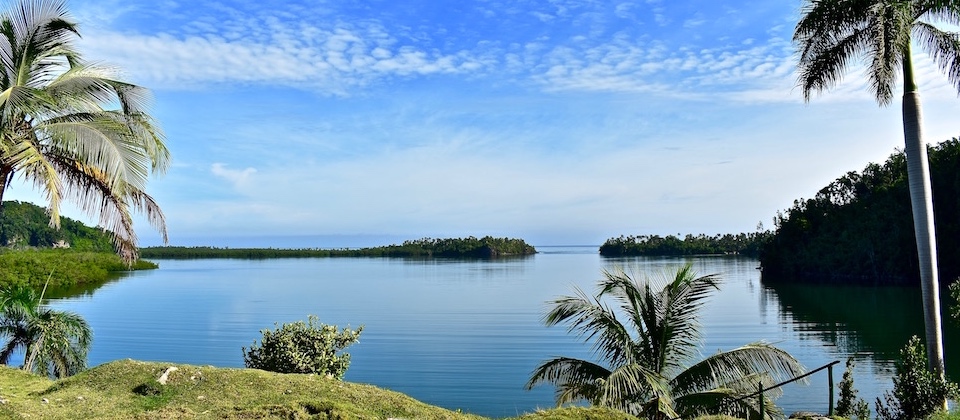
[0,359,635,419]
[0,249,157,289]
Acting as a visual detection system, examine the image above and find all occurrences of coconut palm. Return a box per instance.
[526,265,806,419]
[0,284,91,378]
[0,0,170,261]
[793,0,960,390]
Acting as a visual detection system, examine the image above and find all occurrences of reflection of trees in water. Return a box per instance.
[762,280,959,380]
[43,272,133,300]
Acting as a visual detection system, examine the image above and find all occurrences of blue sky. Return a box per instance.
[8,0,960,247]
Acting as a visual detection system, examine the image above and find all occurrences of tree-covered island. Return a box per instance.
[141,236,537,259]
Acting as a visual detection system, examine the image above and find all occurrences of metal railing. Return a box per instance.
[675,359,841,419]
[754,360,842,419]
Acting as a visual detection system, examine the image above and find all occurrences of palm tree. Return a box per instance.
[526,265,805,419]
[0,284,91,378]
[793,0,959,390]
[0,0,170,261]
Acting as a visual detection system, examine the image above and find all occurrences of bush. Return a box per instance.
[242,315,362,379]
[835,357,870,420]
[874,336,959,420]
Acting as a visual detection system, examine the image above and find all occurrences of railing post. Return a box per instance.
[828,364,835,416]
[758,382,764,420]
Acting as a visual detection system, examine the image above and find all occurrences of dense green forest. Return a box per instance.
[599,232,770,257]
[141,236,537,259]
[760,138,960,285]
[0,201,114,251]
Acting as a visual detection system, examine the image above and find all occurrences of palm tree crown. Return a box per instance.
[0,284,91,378]
[526,265,805,419]
[0,0,170,260]
[795,0,960,103]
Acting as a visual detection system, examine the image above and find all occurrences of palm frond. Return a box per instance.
[914,22,960,92]
[670,342,806,400]
[544,286,635,367]
[526,356,612,405]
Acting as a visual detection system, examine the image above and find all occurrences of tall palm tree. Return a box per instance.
[526,265,806,419]
[0,284,91,378]
[0,0,170,261]
[793,0,960,389]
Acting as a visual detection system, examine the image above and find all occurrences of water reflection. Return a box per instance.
[762,281,959,380]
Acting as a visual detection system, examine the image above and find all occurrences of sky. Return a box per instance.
[7,0,960,248]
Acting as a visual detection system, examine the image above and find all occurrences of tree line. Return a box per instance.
[141,236,536,259]
[760,138,960,285]
[598,232,771,257]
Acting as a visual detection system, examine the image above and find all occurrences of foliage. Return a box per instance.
[761,138,960,285]
[874,336,959,420]
[0,285,91,378]
[0,0,170,262]
[0,201,114,252]
[599,231,771,257]
[836,358,870,420]
[141,236,537,259]
[243,315,362,379]
[950,280,960,323]
[526,264,805,418]
[0,249,156,289]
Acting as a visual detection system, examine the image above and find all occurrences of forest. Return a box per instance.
[140,236,537,259]
[760,138,960,285]
[0,201,114,252]
[599,232,770,257]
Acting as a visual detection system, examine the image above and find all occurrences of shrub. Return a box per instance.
[243,315,362,379]
[874,336,959,420]
[836,357,870,420]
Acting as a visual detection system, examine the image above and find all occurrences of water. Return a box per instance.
[43,247,958,418]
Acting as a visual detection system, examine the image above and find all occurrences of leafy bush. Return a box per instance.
[836,358,870,420]
[874,336,959,420]
[243,316,362,379]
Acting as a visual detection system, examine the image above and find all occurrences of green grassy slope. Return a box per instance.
[0,360,637,419]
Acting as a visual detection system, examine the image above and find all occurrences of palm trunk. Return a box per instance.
[901,91,947,390]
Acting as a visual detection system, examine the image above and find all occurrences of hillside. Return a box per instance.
[0,201,113,252]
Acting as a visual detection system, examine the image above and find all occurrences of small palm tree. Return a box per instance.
[526,265,805,419]
[0,285,91,378]
[793,0,960,388]
[0,0,170,261]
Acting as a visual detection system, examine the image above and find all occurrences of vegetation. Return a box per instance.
[836,358,870,420]
[0,359,654,419]
[526,264,805,419]
[242,316,362,379]
[142,236,537,259]
[0,249,156,289]
[599,231,770,257]
[874,336,959,420]
[0,285,91,378]
[0,201,114,251]
[794,0,960,393]
[761,139,960,285]
[0,0,170,262]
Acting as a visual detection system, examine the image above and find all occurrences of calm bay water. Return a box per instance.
[46,247,958,418]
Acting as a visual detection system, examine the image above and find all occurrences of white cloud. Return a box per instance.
[210,163,257,189]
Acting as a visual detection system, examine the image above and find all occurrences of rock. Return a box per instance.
[788,412,830,420]
[157,366,178,385]
[41,398,49,404]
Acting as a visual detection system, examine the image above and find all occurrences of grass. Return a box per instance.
[0,359,639,419]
